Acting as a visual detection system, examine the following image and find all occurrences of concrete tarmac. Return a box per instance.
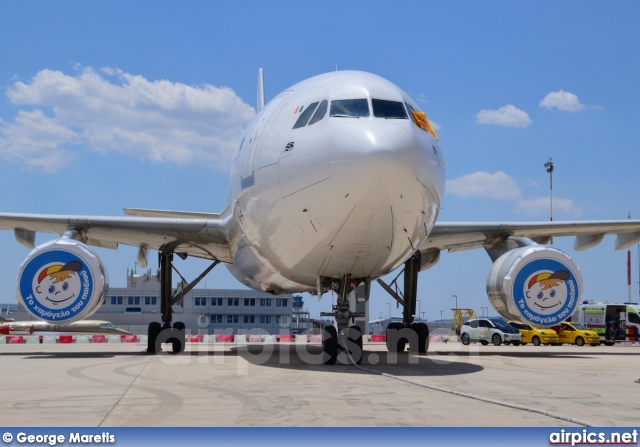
[0,341,638,427]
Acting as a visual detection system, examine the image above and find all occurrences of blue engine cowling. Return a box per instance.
[16,238,108,323]
[486,245,582,328]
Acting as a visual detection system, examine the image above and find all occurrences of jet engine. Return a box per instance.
[16,238,108,323]
[486,245,582,328]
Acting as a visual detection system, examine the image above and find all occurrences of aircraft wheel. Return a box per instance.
[147,322,162,354]
[170,321,186,354]
[532,336,541,346]
[339,325,363,364]
[575,336,585,347]
[410,322,429,354]
[386,322,406,352]
[322,325,338,365]
[492,334,502,346]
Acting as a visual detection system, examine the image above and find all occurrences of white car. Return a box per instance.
[460,318,522,346]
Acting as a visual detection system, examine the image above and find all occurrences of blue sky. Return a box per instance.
[1,1,640,322]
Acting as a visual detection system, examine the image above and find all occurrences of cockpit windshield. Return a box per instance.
[372,99,407,119]
[330,99,369,117]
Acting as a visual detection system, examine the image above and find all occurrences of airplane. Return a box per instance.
[1,69,640,362]
[0,316,131,336]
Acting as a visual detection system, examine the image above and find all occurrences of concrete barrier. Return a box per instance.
[235,334,248,343]
[24,336,40,344]
[264,335,277,343]
[43,336,57,344]
[248,334,262,343]
[76,336,89,344]
[0,336,5,344]
[108,335,121,343]
[295,335,308,343]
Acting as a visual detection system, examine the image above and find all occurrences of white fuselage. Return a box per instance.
[223,71,445,294]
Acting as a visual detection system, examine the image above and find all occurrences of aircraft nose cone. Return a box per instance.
[329,122,418,208]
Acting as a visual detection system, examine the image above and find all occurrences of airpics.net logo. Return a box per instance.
[513,258,579,326]
[19,250,94,322]
[549,429,638,446]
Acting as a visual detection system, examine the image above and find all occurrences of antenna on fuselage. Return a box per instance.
[257,68,265,111]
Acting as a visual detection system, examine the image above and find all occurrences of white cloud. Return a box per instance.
[515,196,582,216]
[539,90,585,111]
[446,171,522,200]
[1,67,255,171]
[475,104,532,128]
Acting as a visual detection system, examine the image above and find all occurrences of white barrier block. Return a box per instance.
[24,336,40,344]
[295,335,308,343]
[108,335,122,343]
[43,336,57,344]
[235,334,248,344]
[76,335,89,344]
[0,336,5,344]
[138,335,148,344]
[264,335,277,343]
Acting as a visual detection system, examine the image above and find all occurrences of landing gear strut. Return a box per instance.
[378,252,429,354]
[146,247,219,354]
[320,276,366,364]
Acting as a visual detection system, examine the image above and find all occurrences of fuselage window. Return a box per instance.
[373,99,408,119]
[330,99,369,117]
[308,100,328,125]
[293,101,319,129]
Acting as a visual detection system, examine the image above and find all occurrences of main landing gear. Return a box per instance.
[146,246,220,355]
[320,276,366,365]
[377,252,429,355]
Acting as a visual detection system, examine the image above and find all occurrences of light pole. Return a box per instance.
[387,302,391,321]
[452,294,458,310]
[421,311,426,322]
[544,157,554,245]
[440,309,443,321]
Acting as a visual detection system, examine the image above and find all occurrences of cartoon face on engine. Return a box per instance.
[524,270,570,315]
[33,261,82,307]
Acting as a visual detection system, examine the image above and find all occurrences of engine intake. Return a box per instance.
[16,238,107,323]
[486,245,582,328]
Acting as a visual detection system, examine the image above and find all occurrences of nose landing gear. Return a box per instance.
[320,275,366,364]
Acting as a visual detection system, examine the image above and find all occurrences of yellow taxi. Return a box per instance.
[508,321,558,346]
[555,322,601,346]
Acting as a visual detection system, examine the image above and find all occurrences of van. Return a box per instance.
[570,301,640,345]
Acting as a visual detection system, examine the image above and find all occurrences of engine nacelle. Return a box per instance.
[486,245,582,328]
[16,238,108,323]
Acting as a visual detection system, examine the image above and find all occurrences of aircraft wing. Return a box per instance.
[421,220,640,257]
[0,210,231,262]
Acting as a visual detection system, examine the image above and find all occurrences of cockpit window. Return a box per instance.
[372,99,407,119]
[293,101,319,129]
[330,99,369,117]
[308,100,328,125]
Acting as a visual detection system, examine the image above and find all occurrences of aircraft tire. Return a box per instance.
[386,322,406,352]
[410,322,429,354]
[322,325,338,365]
[147,322,162,354]
[340,325,363,364]
[170,321,186,354]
